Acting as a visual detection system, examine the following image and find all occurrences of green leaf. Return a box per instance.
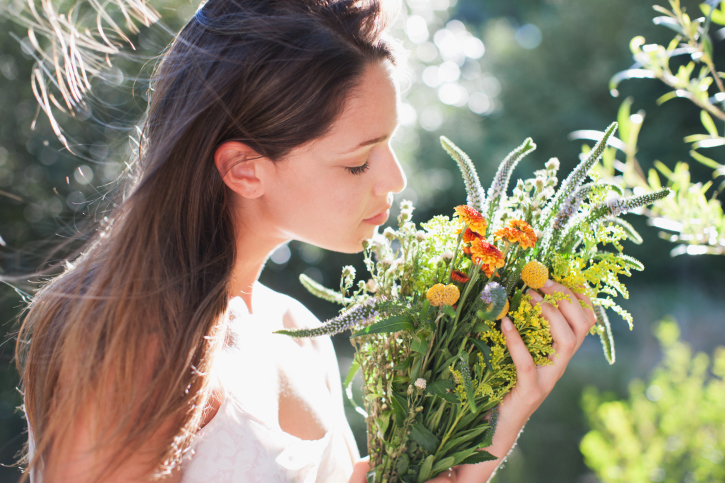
[656,90,680,106]
[683,134,714,143]
[344,359,366,417]
[439,426,489,455]
[459,450,498,465]
[653,15,686,35]
[447,448,479,467]
[426,379,456,401]
[410,421,440,453]
[691,137,725,150]
[702,3,725,25]
[471,321,492,333]
[442,305,457,318]
[609,69,656,95]
[416,455,435,483]
[351,315,413,338]
[393,357,413,372]
[617,98,634,144]
[654,160,675,180]
[396,453,410,475]
[410,355,423,381]
[648,168,662,189]
[603,217,643,244]
[690,150,723,170]
[470,339,492,368]
[701,111,719,137]
[431,456,456,476]
[594,305,615,365]
[411,336,429,355]
[390,390,409,423]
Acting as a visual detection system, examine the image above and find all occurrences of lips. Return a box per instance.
[364,205,392,225]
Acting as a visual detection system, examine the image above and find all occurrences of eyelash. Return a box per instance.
[346,160,370,175]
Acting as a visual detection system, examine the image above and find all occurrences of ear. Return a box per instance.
[214,141,268,199]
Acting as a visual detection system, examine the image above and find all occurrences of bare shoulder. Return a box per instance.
[256,283,337,365]
[256,282,324,330]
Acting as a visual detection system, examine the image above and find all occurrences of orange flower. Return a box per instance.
[451,270,471,283]
[454,205,488,235]
[462,227,481,244]
[469,238,505,277]
[494,219,537,249]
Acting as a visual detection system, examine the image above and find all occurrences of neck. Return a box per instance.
[228,220,290,315]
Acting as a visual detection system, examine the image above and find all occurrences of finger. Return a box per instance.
[527,289,576,366]
[349,456,371,483]
[501,316,538,388]
[574,292,597,330]
[538,280,591,343]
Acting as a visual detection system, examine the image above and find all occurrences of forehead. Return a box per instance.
[299,61,400,155]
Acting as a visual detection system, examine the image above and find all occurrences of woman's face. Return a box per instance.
[254,60,407,254]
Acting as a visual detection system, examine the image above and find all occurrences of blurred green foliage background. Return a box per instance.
[0,0,723,481]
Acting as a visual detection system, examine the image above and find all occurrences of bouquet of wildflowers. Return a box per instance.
[276,122,670,483]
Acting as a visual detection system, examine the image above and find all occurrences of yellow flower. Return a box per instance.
[454,205,488,235]
[521,260,549,289]
[469,238,505,277]
[494,219,537,249]
[495,299,510,320]
[426,283,461,306]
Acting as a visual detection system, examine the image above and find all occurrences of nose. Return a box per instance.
[374,144,407,197]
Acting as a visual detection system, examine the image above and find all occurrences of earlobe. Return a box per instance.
[214,141,266,199]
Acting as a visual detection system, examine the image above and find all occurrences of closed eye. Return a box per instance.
[345,160,370,175]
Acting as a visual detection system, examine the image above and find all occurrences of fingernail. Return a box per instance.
[502,317,513,331]
[528,290,543,302]
[544,279,554,288]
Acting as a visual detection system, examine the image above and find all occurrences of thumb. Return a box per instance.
[349,456,371,483]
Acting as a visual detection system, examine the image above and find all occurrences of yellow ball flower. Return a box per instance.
[522,260,549,289]
[496,299,510,320]
[426,283,461,307]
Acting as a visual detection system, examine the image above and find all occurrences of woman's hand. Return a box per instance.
[454,279,597,482]
[351,281,596,483]
[497,279,597,418]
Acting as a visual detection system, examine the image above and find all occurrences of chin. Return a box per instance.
[303,225,377,255]
[312,236,369,255]
[333,239,367,254]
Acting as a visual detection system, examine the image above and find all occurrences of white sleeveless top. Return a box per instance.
[180,294,358,482]
[26,287,359,482]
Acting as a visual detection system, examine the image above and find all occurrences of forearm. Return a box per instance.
[453,402,532,483]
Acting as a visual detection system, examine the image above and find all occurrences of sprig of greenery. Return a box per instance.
[596,0,725,256]
[440,136,486,213]
[581,317,725,482]
[483,138,536,235]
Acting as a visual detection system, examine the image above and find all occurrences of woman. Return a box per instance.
[13,0,596,481]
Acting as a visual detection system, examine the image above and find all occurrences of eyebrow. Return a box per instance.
[340,134,389,155]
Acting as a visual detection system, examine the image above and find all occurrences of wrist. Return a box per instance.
[495,397,536,429]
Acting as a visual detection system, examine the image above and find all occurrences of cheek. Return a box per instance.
[271,171,369,235]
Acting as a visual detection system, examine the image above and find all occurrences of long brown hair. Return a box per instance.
[12,0,401,480]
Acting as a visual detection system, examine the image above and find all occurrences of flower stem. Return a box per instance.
[446,228,466,283]
[454,261,482,324]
